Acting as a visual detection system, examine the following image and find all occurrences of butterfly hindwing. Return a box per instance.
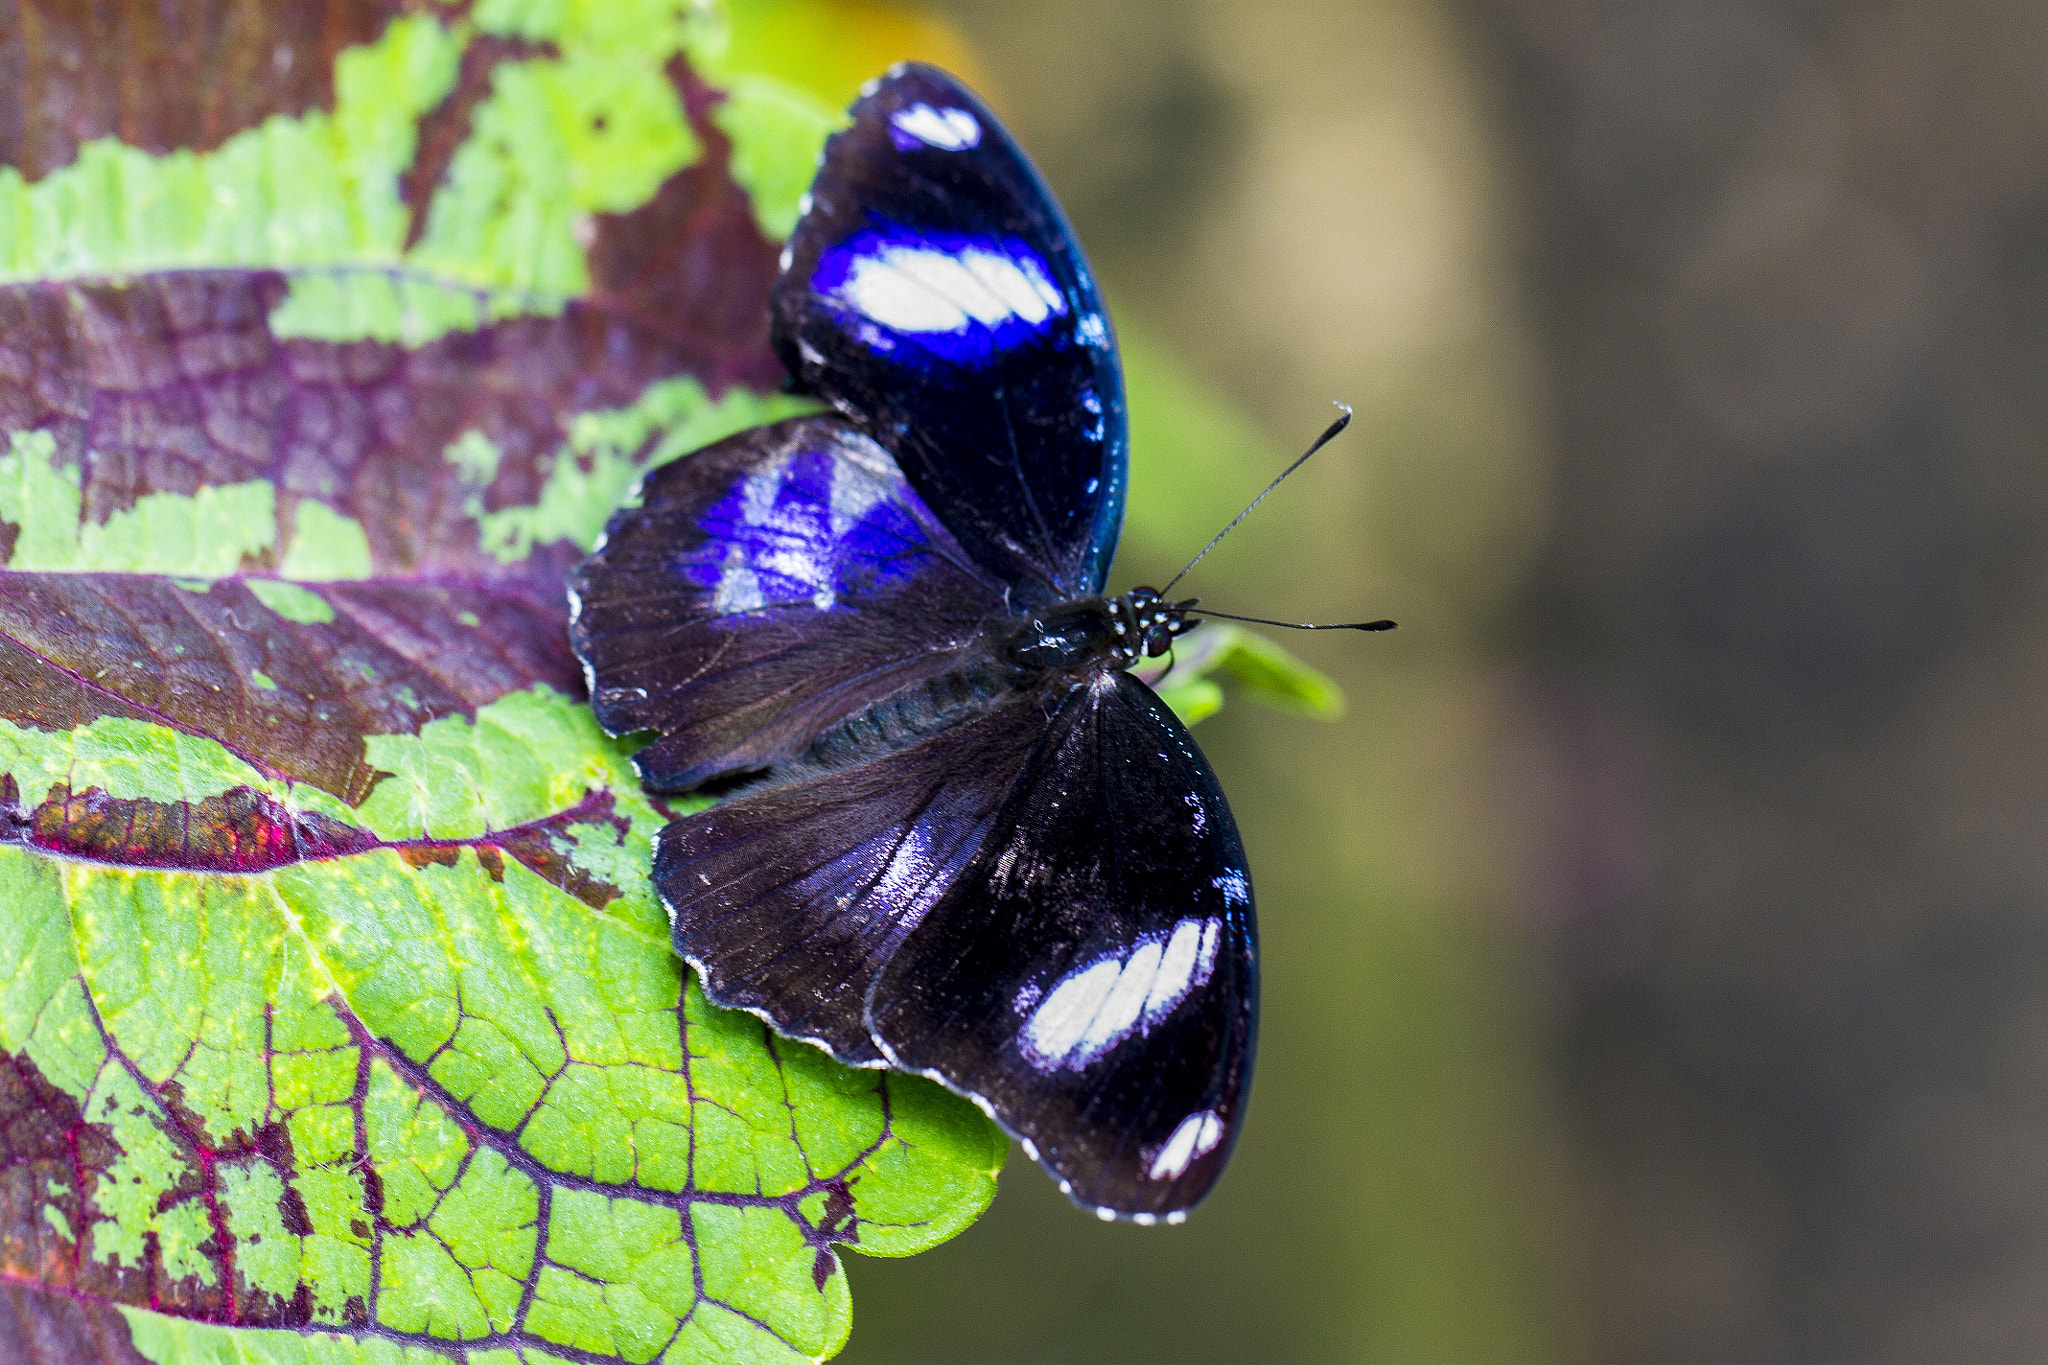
[866,672,1258,1220]
[568,414,1007,789]
[774,63,1127,603]
[655,685,1049,1065]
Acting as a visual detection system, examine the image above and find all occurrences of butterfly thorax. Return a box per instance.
[997,586,1199,677]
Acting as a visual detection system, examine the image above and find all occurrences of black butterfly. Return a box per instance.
[570,63,1256,1222]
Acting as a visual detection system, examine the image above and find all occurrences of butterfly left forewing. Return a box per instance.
[865,672,1258,1221]
[569,413,1007,790]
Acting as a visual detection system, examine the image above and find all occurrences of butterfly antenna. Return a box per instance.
[1190,608,1396,632]
[1161,403,1353,596]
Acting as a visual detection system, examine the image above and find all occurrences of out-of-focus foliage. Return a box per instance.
[725,0,990,111]
[1477,5,2048,1358]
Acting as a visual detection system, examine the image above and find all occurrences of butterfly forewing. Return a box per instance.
[568,414,1006,790]
[866,672,1257,1220]
[773,63,1127,603]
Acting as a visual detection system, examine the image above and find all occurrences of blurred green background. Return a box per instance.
[779,2,2048,1361]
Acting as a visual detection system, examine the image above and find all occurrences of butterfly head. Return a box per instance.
[996,587,1199,677]
[1114,586,1201,663]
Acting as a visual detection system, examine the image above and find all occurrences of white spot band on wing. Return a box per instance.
[834,243,1064,336]
[709,450,864,615]
[1078,939,1162,1056]
[1021,959,1120,1064]
[713,548,764,614]
[891,102,981,149]
[1147,919,1207,1019]
[1146,1109,1225,1181]
[870,826,936,909]
[1019,917,1223,1071]
[827,453,890,538]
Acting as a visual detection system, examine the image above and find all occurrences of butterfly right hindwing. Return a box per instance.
[866,671,1257,1220]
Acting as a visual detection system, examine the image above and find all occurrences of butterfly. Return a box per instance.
[570,63,1257,1223]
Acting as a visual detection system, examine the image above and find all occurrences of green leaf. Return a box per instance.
[0,675,1004,1365]
[0,4,1007,1362]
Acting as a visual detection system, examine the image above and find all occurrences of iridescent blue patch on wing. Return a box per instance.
[811,224,1069,364]
[680,443,937,615]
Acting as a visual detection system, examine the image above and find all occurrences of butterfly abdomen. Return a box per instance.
[759,658,1018,786]
[753,579,1195,788]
